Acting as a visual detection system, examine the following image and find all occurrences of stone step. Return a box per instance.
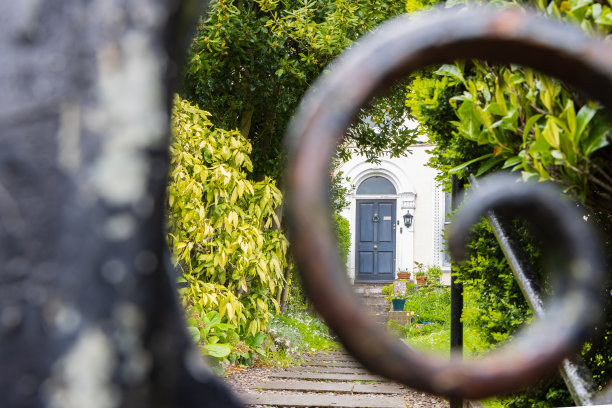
[361,296,389,305]
[369,310,391,317]
[239,393,406,407]
[305,354,356,362]
[366,311,390,320]
[369,314,390,324]
[366,303,391,312]
[355,290,386,298]
[357,289,387,296]
[354,283,392,327]
[353,284,386,296]
[283,366,370,374]
[250,380,404,394]
[300,360,363,368]
[270,372,387,382]
[360,299,388,308]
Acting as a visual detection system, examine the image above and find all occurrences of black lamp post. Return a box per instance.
[403,211,413,228]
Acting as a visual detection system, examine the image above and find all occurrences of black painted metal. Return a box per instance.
[469,175,599,406]
[450,175,464,408]
[285,6,608,400]
[0,1,243,407]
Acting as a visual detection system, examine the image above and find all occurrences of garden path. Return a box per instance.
[225,349,448,407]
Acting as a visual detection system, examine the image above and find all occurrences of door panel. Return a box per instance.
[359,252,374,274]
[359,203,374,242]
[378,251,393,274]
[356,200,396,282]
[379,203,394,242]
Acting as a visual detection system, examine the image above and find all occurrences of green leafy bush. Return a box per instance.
[333,213,351,268]
[456,220,582,406]
[405,286,450,325]
[457,220,534,345]
[186,307,238,360]
[167,96,288,339]
[409,0,612,404]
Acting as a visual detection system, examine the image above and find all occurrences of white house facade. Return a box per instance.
[337,143,452,285]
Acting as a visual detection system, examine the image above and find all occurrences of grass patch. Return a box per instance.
[405,325,490,357]
[399,285,504,406]
[401,286,491,357]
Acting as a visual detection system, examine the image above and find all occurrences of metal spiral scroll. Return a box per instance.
[284,7,610,400]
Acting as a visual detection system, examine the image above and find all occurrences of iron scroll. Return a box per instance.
[285,7,609,400]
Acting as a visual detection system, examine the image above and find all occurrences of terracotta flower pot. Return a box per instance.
[416,276,428,286]
[397,272,411,280]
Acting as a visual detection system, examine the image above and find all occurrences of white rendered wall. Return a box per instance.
[337,144,448,283]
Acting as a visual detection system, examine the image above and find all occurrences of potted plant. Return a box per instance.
[397,270,411,280]
[414,262,428,286]
[391,289,406,311]
[415,270,428,286]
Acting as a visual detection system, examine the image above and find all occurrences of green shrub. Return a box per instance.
[405,286,450,325]
[386,320,406,337]
[427,265,442,283]
[456,219,591,406]
[381,283,393,296]
[333,213,351,268]
[457,220,535,345]
[167,96,288,338]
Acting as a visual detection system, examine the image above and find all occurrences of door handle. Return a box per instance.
[373,245,378,249]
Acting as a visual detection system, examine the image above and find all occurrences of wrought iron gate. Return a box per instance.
[2,2,612,407]
[284,6,612,406]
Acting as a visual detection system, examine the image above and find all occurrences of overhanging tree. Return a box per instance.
[182,0,415,180]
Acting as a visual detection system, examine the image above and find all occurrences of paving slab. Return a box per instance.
[239,392,406,407]
[305,354,357,362]
[312,350,353,356]
[300,360,362,368]
[269,372,387,382]
[284,366,370,374]
[251,379,403,394]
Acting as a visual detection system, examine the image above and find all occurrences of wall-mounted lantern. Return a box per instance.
[403,211,413,228]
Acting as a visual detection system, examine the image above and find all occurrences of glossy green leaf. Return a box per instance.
[448,154,493,174]
[203,343,233,358]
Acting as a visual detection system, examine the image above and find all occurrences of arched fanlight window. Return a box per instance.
[356,176,396,195]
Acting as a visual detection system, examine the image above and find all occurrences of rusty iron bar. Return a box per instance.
[469,175,599,406]
[285,6,609,400]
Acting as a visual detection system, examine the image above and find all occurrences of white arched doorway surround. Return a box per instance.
[338,159,416,283]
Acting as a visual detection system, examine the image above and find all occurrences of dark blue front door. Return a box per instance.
[356,200,396,282]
